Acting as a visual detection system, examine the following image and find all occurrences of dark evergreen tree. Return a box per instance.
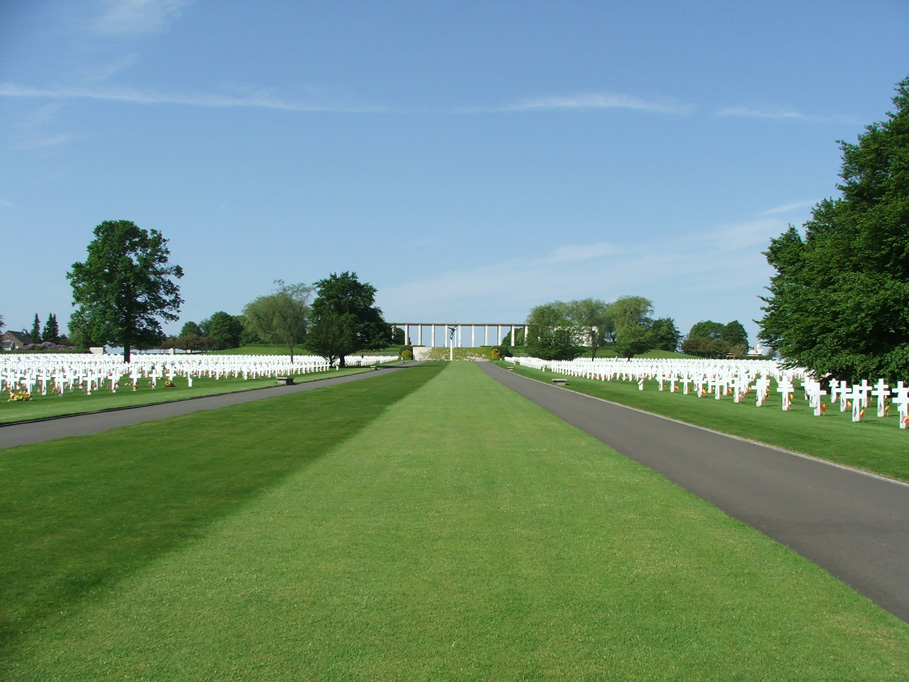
[759,77,909,382]
[42,313,60,343]
[30,314,41,344]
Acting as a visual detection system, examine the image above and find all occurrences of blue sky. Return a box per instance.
[2,1,908,347]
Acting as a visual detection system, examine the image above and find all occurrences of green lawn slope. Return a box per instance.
[1,362,906,679]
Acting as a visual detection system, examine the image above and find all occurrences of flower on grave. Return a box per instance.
[9,390,31,402]
[165,380,175,388]
[860,408,866,419]
[820,403,827,414]
[885,404,891,415]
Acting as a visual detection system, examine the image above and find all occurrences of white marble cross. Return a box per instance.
[871,379,891,418]
[755,376,771,406]
[838,380,849,412]
[777,376,794,411]
[846,385,864,422]
[891,382,909,429]
[804,379,827,416]
[856,379,871,409]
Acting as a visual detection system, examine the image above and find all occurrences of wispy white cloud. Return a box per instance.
[15,103,75,149]
[378,208,791,330]
[0,82,385,113]
[82,54,140,83]
[549,242,616,263]
[717,105,815,120]
[761,199,817,215]
[93,0,191,37]
[486,92,693,114]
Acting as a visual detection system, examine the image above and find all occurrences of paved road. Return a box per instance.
[0,369,390,449]
[480,363,909,624]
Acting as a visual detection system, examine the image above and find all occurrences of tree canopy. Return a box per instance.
[758,76,909,382]
[524,301,582,361]
[569,298,612,359]
[67,220,183,362]
[646,317,681,352]
[310,272,390,366]
[42,314,60,344]
[180,321,203,337]
[243,281,312,361]
[682,319,749,358]
[525,296,666,360]
[608,296,653,335]
[204,311,244,350]
[306,309,356,367]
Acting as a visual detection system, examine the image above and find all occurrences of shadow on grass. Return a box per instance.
[0,363,445,655]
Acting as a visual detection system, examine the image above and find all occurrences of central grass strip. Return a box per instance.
[3,363,906,680]
[0,363,443,655]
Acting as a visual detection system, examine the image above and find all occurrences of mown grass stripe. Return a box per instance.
[0,363,444,656]
[3,362,906,680]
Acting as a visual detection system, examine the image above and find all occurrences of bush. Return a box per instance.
[491,345,512,360]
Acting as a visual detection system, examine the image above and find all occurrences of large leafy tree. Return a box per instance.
[568,298,613,359]
[646,317,681,352]
[306,309,357,367]
[759,77,909,382]
[721,321,749,354]
[310,272,390,366]
[204,311,244,350]
[525,301,582,361]
[243,281,312,361]
[180,321,203,337]
[67,220,183,363]
[608,296,653,335]
[609,296,654,357]
[682,319,747,358]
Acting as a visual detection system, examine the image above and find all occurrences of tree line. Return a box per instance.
[520,296,749,361]
[64,219,392,364]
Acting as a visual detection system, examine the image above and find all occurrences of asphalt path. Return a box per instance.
[0,369,391,449]
[479,363,909,624]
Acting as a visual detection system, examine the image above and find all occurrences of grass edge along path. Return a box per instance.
[0,363,444,659]
[0,367,374,425]
[503,362,909,483]
[3,362,907,679]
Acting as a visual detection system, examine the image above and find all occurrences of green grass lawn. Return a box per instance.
[0,367,371,424]
[505,362,909,483]
[1,362,906,679]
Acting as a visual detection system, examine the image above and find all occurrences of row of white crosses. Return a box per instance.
[507,356,909,429]
[2,353,397,398]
